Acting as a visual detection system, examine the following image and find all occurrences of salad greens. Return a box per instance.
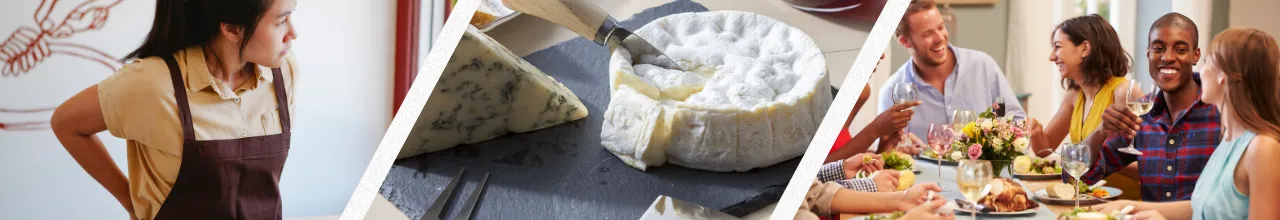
[882,152,914,171]
[1058,208,1119,220]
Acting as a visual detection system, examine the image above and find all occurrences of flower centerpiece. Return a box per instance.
[943,107,1031,175]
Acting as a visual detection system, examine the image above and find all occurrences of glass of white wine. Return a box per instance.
[894,82,919,149]
[1060,143,1093,209]
[1121,80,1158,155]
[957,160,993,219]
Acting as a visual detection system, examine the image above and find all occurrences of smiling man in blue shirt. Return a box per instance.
[878,0,1025,146]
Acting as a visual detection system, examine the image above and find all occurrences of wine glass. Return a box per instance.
[1011,118,1035,156]
[927,124,954,180]
[1121,80,1158,155]
[951,110,977,139]
[957,160,993,220]
[1060,143,1093,209]
[893,82,919,149]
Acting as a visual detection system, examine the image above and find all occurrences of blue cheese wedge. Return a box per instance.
[602,11,832,172]
[399,26,589,159]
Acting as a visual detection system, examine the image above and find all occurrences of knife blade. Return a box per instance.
[502,0,685,71]
[640,195,740,220]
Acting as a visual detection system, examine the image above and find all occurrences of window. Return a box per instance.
[1076,0,1111,21]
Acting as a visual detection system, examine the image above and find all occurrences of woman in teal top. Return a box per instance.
[1092,28,1280,220]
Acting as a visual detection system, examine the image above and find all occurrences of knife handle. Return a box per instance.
[502,0,614,45]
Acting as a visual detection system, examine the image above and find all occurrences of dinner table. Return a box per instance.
[839,158,1086,220]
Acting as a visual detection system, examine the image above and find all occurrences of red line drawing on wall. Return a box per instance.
[0,0,124,131]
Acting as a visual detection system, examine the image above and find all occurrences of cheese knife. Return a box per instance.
[502,0,686,71]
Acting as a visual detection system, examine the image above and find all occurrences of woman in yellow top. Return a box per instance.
[1025,15,1142,200]
[50,0,299,219]
[1025,14,1131,157]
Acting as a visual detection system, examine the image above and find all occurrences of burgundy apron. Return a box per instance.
[152,55,290,220]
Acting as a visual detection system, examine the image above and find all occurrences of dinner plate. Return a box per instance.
[1012,172,1062,180]
[916,154,958,166]
[950,202,1039,216]
[1033,187,1123,205]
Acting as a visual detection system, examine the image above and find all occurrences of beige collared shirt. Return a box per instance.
[796,180,843,219]
[97,46,297,220]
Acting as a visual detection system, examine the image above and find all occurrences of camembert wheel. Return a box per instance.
[601,11,831,172]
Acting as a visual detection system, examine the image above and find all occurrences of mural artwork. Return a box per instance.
[0,0,124,131]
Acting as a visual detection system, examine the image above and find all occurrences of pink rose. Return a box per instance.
[968,144,983,159]
[1012,127,1025,138]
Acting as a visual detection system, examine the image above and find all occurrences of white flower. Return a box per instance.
[980,119,995,130]
[1014,137,1030,152]
[992,138,1005,151]
[950,151,965,160]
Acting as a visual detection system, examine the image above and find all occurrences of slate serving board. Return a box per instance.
[380,1,841,219]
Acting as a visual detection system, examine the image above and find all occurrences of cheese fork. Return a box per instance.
[422,168,490,220]
[422,168,465,220]
[502,0,686,72]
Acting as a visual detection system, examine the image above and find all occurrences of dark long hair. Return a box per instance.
[1053,14,1132,90]
[122,0,276,62]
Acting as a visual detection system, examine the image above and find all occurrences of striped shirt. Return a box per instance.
[1063,74,1222,202]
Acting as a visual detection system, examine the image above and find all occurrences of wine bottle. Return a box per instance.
[995,97,1006,117]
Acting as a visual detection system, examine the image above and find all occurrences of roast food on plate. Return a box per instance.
[600,11,832,172]
[398,26,590,159]
[977,178,1040,212]
[1013,155,1062,175]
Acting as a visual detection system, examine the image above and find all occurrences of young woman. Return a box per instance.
[1093,27,1280,220]
[1026,14,1133,156]
[1022,14,1144,200]
[50,0,298,219]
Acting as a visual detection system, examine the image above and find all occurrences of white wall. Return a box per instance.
[1006,0,1069,122]
[284,0,394,217]
[0,0,394,218]
[1227,0,1280,43]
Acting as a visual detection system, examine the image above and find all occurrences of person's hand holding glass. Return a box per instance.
[1118,80,1158,155]
[893,82,919,152]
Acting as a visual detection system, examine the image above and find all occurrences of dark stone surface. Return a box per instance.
[379,1,840,219]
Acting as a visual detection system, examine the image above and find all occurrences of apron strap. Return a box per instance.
[161,55,198,142]
[271,68,290,133]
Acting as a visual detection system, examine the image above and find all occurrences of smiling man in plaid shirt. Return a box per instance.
[1063,13,1222,202]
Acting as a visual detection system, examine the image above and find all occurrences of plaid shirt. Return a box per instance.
[1062,75,1222,202]
[818,160,879,192]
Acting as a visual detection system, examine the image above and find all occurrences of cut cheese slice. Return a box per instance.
[399,26,589,159]
[601,11,831,172]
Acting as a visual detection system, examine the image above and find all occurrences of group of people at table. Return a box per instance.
[795,0,1280,219]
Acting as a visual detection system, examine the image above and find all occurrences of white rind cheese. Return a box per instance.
[601,11,832,172]
[400,26,590,159]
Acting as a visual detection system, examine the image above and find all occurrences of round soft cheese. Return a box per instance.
[601,11,832,172]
